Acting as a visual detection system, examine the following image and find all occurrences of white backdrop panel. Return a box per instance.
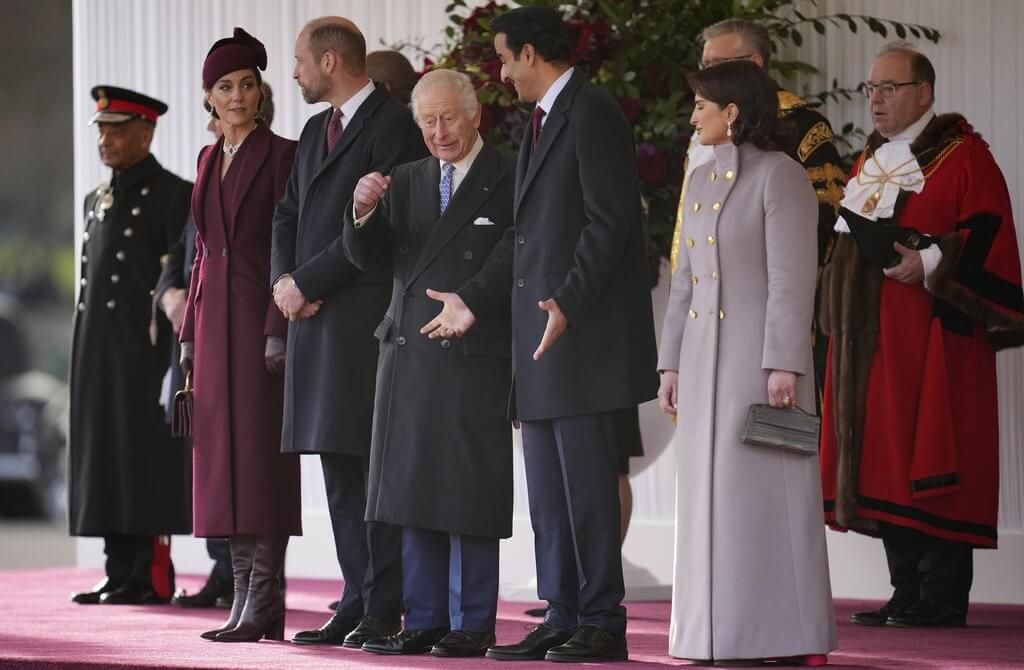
[72,0,1024,603]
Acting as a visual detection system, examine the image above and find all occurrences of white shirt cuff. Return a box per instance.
[353,203,376,228]
[921,245,943,290]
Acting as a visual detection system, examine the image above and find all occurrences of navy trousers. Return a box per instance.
[320,453,402,623]
[520,412,626,634]
[402,526,499,632]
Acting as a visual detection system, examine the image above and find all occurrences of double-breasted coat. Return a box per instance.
[69,154,192,536]
[270,84,427,455]
[658,142,837,660]
[343,144,515,539]
[180,123,301,537]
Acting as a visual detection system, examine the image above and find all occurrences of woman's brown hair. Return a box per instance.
[686,60,783,150]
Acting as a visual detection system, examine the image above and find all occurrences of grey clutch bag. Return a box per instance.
[741,404,820,456]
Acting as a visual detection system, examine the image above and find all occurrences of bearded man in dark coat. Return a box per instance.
[69,86,192,606]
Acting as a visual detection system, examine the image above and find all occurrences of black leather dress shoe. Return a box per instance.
[432,630,496,657]
[362,628,449,655]
[70,578,121,605]
[99,584,168,605]
[171,576,232,608]
[485,623,573,661]
[850,596,915,626]
[545,625,628,663]
[886,600,966,628]
[292,613,358,645]
[343,615,401,648]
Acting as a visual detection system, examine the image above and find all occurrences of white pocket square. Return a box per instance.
[473,217,496,226]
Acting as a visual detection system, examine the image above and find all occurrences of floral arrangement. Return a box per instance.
[421,0,939,278]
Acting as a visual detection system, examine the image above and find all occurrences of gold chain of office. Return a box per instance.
[855,137,965,214]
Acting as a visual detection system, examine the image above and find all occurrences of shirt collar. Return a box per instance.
[440,133,484,176]
[337,79,375,125]
[888,107,936,143]
[536,67,575,116]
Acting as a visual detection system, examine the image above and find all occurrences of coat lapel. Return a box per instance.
[227,124,272,236]
[311,85,388,184]
[191,142,219,239]
[514,69,585,214]
[407,144,505,285]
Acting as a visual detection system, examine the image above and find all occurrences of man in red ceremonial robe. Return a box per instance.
[819,44,1024,628]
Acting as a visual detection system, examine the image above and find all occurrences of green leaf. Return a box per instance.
[812,19,825,34]
[908,25,921,38]
[790,28,803,46]
[893,22,906,39]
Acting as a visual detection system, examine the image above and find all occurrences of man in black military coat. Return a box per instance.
[270,17,427,647]
[427,7,659,663]
[672,18,845,403]
[69,86,192,606]
[342,69,515,659]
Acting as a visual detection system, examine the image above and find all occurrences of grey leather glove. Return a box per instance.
[179,341,194,373]
[265,336,285,374]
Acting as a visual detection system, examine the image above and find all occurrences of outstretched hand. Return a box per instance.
[533,298,567,360]
[420,289,477,339]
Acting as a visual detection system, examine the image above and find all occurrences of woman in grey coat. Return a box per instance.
[657,61,837,665]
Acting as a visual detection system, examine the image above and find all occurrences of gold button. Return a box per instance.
[712,201,721,211]
[689,309,698,320]
[691,275,698,285]
[709,171,717,182]
[725,170,735,180]
[693,202,701,213]
[711,271,718,281]
[707,235,716,246]
[685,238,694,248]
[719,309,726,320]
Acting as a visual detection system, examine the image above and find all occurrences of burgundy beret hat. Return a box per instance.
[202,27,267,89]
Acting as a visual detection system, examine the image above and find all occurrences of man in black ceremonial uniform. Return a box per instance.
[69,86,193,605]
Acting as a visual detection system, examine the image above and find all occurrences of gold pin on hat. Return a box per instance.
[97,88,109,109]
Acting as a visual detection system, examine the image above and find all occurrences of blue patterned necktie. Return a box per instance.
[439,162,455,214]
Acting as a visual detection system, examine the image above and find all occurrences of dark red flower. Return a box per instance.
[479,104,498,132]
[637,143,669,186]
[618,96,640,122]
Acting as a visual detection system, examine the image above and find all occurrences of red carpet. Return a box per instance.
[0,569,1022,668]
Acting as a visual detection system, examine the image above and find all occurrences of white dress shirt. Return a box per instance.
[535,67,575,128]
[334,79,375,131]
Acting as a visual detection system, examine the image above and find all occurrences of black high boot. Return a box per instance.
[201,537,256,640]
[215,536,288,642]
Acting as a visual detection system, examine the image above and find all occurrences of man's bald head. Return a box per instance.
[301,16,366,76]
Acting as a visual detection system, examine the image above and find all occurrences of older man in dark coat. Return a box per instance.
[69,86,192,606]
[270,17,427,647]
[342,69,514,659]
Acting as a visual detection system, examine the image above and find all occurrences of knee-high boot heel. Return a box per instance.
[214,536,288,642]
[200,536,255,640]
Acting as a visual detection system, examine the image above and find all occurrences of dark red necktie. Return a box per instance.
[532,106,546,149]
[326,108,343,153]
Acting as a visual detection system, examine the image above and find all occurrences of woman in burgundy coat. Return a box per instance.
[179,28,302,642]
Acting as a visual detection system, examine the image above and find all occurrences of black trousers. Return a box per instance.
[882,524,974,614]
[520,412,626,634]
[206,539,231,584]
[103,534,175,599]
[320,453,402,623]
